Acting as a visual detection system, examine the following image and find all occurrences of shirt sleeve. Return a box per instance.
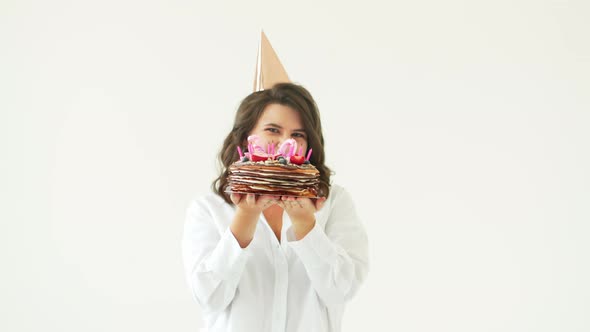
[182,198,250,315]
[286,187,369,306]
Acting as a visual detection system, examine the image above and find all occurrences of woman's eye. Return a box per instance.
[292,133,306,139]
[265,128,279,134]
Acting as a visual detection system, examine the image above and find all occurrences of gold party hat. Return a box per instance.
[253,31,291,92]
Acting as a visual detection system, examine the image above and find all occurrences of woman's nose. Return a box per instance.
[281,133,291,141]
[276,136,290,146]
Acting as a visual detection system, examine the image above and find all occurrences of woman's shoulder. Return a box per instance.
[184,192,235,233]
[326,182,353,203]
[315,182,362,230]
[321,182,357,215]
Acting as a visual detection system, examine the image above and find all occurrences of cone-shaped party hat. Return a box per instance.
[253,31,291,92]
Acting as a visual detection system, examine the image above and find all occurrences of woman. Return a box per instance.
[182,83,369,332]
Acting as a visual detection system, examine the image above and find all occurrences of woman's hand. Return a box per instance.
[230,193,280,215]
[230,193,280,248]
[279,196,327,240]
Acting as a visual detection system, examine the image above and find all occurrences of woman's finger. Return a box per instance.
[259,195,275,208]
[260,195,278,203]
[315,197,327,211]
[230,193,242,205]
[280,196,291,209]
[246,193,256,206]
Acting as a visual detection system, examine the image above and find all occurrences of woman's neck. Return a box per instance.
[263,204,283,222]
[263,204,283,241]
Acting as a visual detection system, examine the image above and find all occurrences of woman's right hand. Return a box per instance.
[229,193,279,248]
[230,193,279,216]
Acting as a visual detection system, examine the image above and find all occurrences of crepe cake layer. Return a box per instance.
[227,160,319,197]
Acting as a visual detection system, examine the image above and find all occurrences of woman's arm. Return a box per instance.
[287,187,370,306]
[182,198,250,315]
[182,194,278,314]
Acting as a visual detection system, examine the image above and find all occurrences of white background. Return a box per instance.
[2,0,589,331]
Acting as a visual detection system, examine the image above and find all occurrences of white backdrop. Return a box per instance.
[2,0,589,331]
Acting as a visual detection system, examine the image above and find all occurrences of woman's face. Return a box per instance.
[247,103,308,154]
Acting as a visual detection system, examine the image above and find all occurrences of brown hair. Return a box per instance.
[212,83,332,204]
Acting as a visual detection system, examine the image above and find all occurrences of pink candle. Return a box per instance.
[289,144,295,157]
[248,144,253,157]
[298,146,303,156]
[305,148,312,161]
[237,146,243,158]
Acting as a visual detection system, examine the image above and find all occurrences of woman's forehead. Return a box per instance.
[258,104,303,127]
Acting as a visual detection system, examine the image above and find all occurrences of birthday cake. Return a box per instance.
[226,136,320,197]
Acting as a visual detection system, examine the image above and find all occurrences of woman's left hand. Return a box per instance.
[279,196,327,240]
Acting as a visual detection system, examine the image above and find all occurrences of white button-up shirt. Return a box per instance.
[182,184,369,332]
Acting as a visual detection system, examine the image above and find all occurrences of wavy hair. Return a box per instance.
[212,83,332,204]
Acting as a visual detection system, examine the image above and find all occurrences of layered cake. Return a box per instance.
[226,137,320,197]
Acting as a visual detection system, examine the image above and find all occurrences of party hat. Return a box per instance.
[253,31,291,92]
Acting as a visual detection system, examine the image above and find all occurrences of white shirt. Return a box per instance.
[182,184,369,332]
